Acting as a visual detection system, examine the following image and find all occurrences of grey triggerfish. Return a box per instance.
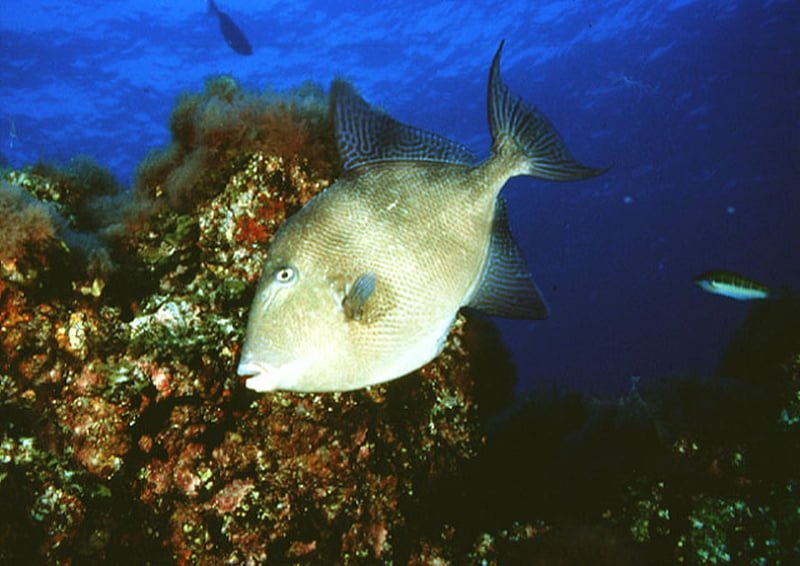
[238,42,605,392]
[207,0,252,56]
[694,270,771,300]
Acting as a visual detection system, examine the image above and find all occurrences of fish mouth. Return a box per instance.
[236,360,280,392]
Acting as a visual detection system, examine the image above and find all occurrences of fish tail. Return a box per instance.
[207,0,218,15]
[488,41,606,181]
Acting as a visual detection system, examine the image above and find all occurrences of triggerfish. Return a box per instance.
[237,42,605,392]
[694,270,771,301]
[207,0,252,55]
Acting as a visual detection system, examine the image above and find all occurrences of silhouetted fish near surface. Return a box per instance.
[694,270,771,301]
[207,0,252,55]
[237,42,606,392]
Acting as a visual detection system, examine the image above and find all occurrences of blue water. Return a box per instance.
[2,0,798,396]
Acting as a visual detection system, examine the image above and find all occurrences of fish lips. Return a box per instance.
[237,360,281,392]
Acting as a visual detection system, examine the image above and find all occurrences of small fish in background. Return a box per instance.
[237,42,605,392]
[207,0,252,56]
[694,270,771,301]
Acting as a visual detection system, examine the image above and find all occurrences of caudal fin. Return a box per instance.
[488,41,606,181]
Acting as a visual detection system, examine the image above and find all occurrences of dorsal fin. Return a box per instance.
[331,80,477,172]
[467,197,548,319]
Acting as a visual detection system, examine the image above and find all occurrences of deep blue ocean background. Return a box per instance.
[2,0,798,397]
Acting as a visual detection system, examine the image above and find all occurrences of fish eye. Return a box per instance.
[274,266,297,284]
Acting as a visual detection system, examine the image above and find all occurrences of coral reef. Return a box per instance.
[2,76,798,563]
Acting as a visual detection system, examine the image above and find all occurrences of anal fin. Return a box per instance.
[466,197,548,319]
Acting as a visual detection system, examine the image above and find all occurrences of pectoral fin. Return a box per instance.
[343,273,377,321]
